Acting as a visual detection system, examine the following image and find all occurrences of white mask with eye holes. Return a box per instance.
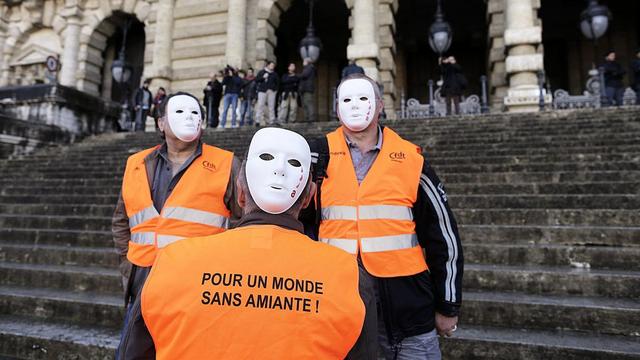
[246,128,311,214]
[166,95,202,142]
[338,78,377,132]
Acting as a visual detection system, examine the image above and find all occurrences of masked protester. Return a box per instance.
[301,74,464,360]
[113,92,242,359]
[124,128,367,359]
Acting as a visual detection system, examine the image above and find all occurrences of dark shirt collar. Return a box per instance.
[345,125,383,151]
[235,212,304,233]
[157,140,203,161]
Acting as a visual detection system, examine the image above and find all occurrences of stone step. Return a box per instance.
[460,224,640,247]
[0,315,117,359]
[456,209,640,227]
[0,215,111,231]
[441,171,640,184]
[464,264,640,298]
[0,244,118,268]
[0,286,123,328]
[429,144,640,158]
[0,178,121,188]
[449,194,640,209]
[447,182,639,195]
[0,203,115,217]
[464,243,640,271]
[0,228,112,248]
[429,153,640,166]
[440,325,640,360]
[462,291,640,336]
[0,195,117,205]
[1,186,120,196]
[0,262,120,294]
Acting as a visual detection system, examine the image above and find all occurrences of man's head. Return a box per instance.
[248,68,255,76]
[336,74,383,132]
[143,79,151,89]
[158,87,166,96]
[288,63,296,73]
[606,50,616,61]
[238,69,246,79]
[157,92,204,143]
[238,128,313,216]
[267,61,276,71]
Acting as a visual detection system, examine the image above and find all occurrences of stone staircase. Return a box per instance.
[0,107,639,359]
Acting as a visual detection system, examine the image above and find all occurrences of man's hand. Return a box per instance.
[435,312,458,337]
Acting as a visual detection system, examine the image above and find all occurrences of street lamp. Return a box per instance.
[111,18,134,131]
[428,0,452,56]
[298,0,322,62]
[580,0,610,41]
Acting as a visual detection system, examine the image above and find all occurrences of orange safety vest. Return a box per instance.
[141,225,365,359]
[319,126,428,277]
[122,144,233,267]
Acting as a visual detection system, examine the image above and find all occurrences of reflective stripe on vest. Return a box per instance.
[129,205,160,228]
[156,234,184,248]
[162,206,230,229]
[320,238,358,254]
[132,232,155,245]
[361,234,419,253]
[321,205,413,222]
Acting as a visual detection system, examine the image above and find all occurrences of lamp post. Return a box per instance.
[112,18,133,131]
[579,0,610,107]
[428,0,452,56]
[299,0,322,63]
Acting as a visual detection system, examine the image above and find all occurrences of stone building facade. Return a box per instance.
[0,0,637,119]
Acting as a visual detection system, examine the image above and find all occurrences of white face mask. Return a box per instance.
[338,79,377,132]
[246,128,311,214]
[166,95,202,142]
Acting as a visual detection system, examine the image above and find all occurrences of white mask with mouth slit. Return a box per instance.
[338,78,377,132]
[166,95,202,142]
[246,128,311,214]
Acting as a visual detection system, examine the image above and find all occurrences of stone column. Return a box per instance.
[0,16,9,87]
[151,0,175,90]
[503,0,548,112]
[348,0,380,81]
[225,0,247,69]
[59,12,82,87]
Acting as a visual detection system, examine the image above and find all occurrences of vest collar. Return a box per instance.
[236,212,304,234]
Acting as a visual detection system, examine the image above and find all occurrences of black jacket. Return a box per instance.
[280,73,299,94]
[301,133,463,344]
[298,64,316,93]
[241,76,257,100]
[603,60,625,88]
[631,59,640,89]
[203,80,223,106]
[255,69,279,92]
[134,87,153,108]
[440,63,467,97]
[222,75,243,95]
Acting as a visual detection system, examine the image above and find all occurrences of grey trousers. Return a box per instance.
[301,92,316,122]
[256,90,277,125]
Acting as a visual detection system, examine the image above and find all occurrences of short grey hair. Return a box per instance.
[237,160,312,217]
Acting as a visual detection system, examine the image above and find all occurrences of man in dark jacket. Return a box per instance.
[602,50,626,106]
[440,56,467,115]
[220,66,244,128]
[278,63,300,123]
[631,49,640,106]
[255,61,279,125]
[133,79,153,131]
[203,71,223,128]
[301,74,463,360]
[240,68,257,126]
[299,58,316,122]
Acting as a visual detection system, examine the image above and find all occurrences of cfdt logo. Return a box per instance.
[389,151,406,162]
[202,160,217,172]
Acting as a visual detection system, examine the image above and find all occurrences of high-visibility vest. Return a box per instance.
[319,126,428,277]
[122,144,233,267]
[142,225,365,359]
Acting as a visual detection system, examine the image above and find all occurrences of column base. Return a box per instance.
[504,85,552,113]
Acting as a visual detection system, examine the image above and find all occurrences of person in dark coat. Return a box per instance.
[220,66,244,128]
[631,48,640,106]
[278,63,300,123]
[150,87,166,129]
[133,79,153,131]
[203,71,223,128]
[299,58,317,123]
[440,56,467,116]
[240,68,257,126]
[602,50,626,106]
[255,61,279,125]
[341,60,365,79]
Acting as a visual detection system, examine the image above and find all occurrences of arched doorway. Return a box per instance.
[83,11,145,103]
[274,0,350,121]
[541,0,640,94]
[394,0,488,104]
